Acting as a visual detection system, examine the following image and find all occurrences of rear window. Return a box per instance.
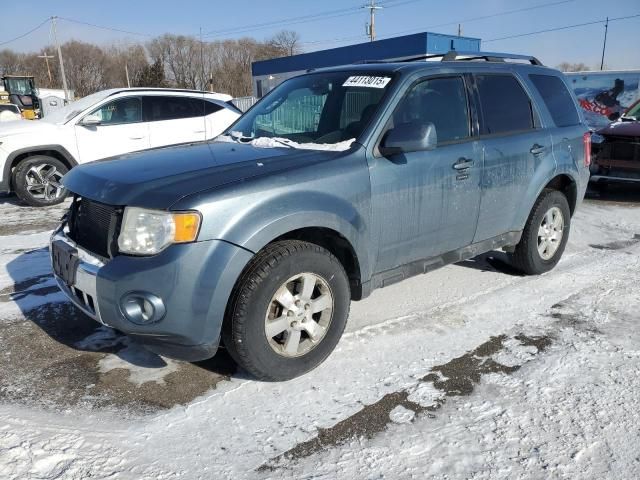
[529,74,580,127]
[476,74,534,135]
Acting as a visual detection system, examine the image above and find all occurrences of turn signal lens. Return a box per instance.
[173,212,201,243]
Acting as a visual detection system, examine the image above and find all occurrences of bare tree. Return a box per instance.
[105,44,149,88]
[267,30,302,57]
[556,62,591,72]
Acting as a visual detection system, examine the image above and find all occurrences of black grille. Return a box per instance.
[600,137,640,162]
[68,197,122,258]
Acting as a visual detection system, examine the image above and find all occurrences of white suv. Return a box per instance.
[0,88,241,206]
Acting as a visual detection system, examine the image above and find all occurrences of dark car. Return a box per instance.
[50,51,589,380]
[590,99,640,185]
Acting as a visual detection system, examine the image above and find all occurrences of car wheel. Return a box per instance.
[509,189,571,275]
[222,240,351,381]
[13,156,69,207]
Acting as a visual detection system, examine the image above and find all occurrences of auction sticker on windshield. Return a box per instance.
[342,76,391,88]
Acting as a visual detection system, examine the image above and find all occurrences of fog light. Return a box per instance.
[120,292,166,325]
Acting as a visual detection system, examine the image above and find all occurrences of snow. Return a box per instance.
[217,133,356,151]
[0,196,639,479]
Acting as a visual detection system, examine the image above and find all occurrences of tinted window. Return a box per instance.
[204,100,224,115]
[89,97,142,125]
[476,74,534,135]
[392,76,470,144]
[529,74,580,127]
[144,96,203,121]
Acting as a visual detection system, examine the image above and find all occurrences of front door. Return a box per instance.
[74,96,149,162]
[368,75,482,273]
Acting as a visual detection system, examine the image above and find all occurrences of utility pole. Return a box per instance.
[457,24,462,37]
[51,17,69,101]
[37,52,55,86]
[125,63,131,88]
[364,0,382,42]
[600,17,608,71]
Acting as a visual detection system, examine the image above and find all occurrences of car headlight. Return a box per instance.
[117,207,201,255]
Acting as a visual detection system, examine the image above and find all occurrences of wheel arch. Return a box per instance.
[272,227,364,300]
[5,145,77,191]
[542,174,578,216]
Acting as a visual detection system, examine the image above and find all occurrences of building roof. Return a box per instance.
[252,31,481,77]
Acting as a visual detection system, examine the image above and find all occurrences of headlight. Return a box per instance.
[117,207,201,255]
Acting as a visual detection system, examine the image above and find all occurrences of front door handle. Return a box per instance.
[530,144,545,155]
[453,158,474,170]
[129,136,145,140]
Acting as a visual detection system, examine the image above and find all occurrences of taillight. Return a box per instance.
[583,132,591,167]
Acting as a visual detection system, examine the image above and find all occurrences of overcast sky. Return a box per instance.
[2,0,639,70]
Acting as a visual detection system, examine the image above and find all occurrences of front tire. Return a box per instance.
[222,240,351,381]
[13,156,69,207]
[509,189,571,275]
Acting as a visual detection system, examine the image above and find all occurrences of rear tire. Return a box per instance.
[222,240,350,381]
[509,189,571,275]
[13,156,69,207]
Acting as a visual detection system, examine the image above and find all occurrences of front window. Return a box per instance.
[226,71,394,149]
[88,97,142,125]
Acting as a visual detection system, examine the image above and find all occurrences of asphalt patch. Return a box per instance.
[0,302,236,415]
[590,234,640,251]
[259,333,551,471]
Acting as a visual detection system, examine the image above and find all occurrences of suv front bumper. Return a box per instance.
[50,227,254,361]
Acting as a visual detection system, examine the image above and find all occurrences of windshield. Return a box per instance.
[42,90,114,124]
[225,71,394,148]
[624,101,640,119]
[4,78,35,96]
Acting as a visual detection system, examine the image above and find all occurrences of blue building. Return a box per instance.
[251,31,481,97]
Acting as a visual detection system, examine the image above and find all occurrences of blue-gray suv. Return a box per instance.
[51,51,590,380]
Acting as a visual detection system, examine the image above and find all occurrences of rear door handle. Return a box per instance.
[129,136,145,140]
[530,144,545,155]
[453,158,474,170]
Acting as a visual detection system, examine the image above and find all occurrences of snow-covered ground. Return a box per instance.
[0,188,639,479]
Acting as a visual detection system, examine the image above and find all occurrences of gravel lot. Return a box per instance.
[0,185,639,479]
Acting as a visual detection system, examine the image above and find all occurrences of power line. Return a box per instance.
[484,13,640,43]
[301,0,575,48]
[57,17,153,37]
[202,0,423,39]
[0,18,50,47]
[202,6,363,38]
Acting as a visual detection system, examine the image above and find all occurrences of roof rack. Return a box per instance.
[401,50,543,66]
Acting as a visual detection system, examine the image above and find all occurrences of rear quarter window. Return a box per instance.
[529,74,580,127]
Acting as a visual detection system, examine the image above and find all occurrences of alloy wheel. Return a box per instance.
[537,206,564,260]
[264,272,334,358]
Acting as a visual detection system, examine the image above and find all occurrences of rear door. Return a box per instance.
[74,96,150,162]
[472,73,553,241]
[144,96,207,148]
[527,73,587,179]
[369,74,483,273]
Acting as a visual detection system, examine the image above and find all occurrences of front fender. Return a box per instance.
[172,153,373,281]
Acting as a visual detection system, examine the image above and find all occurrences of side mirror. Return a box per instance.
[380,122,437,156]
[80,113,102,126]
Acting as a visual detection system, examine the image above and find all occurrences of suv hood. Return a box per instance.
[62,140,355,209]
[597,119,640,137]
[0,119,58,138]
